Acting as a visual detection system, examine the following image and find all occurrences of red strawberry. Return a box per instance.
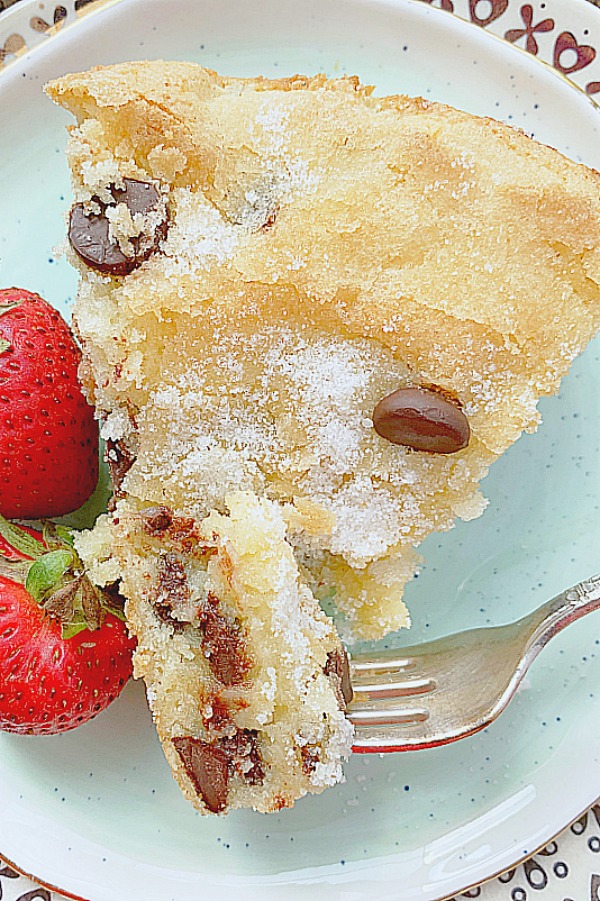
[0,516,135,735]
[0,287,99,519]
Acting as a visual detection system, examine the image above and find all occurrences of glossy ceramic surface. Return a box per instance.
[0,1,599,899]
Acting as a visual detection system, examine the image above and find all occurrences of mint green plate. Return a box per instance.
[0,1,599,899]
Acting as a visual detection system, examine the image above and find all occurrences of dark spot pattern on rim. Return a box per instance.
[0,0,599,897]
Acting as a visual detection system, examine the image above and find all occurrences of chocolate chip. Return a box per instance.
[166,515,201,553]
[173,729,265,812]
[111,179,163,217]
[140,506,204,553]
[259,204,279,231]
[222,729,264,785]
[173,737,229,813]
[69,205,130,276]
[105,438,136,491]
[372,386,470,454]
[152,553,190,629]
[159,553,190,604]
[300,744,320,775]
[69,178,168,276]
[202,695,232,734]
[325,646,353,709]
[198,594,251,685]
[141,505,174,535]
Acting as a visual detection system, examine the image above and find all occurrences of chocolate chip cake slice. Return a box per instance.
[76,492,353,813]
[47,62,600,639]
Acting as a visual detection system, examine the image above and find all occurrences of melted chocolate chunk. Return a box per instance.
[372,386,470,454]
[152,553,190,630]
[300,744,320,776]
[167,515,201,553]
[105,438,136,492]
[139,506,206,555]
[69,204,131,275]
[111,179,162,216]
[141,505,174,535]
[202,695,233,734]
[222,729,264,785]
[69,178,168,276]
[325,646,353,709]
[259,204,279,231]
[172,737,229,813]
[198,594,251,685]
[173,729,264,812]
[159,554,190,604]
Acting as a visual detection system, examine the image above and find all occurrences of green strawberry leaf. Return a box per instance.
[0,558,29,582]
[55,525,75,547]
[0,515,121,640]
[80,576,104,631]
[42,520,75,551]
[43,578,80,619]
[100,585,127,622]
[43,573,108,638]
[0,338,10,354]
[25,549,76,603]
[62,619,91,640]
[0,515,47,560]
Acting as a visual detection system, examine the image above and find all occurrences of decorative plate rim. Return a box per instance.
[2,0,600,108]
[1,793,599,901]
[0,1,599,900]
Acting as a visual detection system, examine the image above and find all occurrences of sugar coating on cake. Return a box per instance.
[77,492,353,814]
[47,61,600,642]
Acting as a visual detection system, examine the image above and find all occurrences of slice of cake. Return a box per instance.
[76,492,353,813]
[47,62,600,639]
[47,62,600,811]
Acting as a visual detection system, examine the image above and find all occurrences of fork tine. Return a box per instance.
[351,655,417,674]
[350,650,433,687]
[348,706,430,726]
[348,573,600,753]
[352,676,436,698]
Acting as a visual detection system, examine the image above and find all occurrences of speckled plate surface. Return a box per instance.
[0,1,599,900]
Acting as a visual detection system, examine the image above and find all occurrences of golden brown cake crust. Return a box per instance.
[47,61,600,639]
[51,60,600,813]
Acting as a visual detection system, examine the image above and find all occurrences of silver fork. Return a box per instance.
[348,573,600,753]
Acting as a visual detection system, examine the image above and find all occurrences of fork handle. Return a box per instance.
[523,573,600,650]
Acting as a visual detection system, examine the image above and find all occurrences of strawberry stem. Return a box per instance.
[0,514,127,637]
[42,519,75,550]
[25,549,77,604]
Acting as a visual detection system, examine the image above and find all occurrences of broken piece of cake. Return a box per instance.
[77,492,353,813]
[48,61,600,811]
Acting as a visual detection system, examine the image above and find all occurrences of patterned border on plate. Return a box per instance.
[0,0,600,101]
[0,1,598,900]
[423,0,600,97]
[1,0,600,103]
[0,0,98,65]
[0,797,597,901]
